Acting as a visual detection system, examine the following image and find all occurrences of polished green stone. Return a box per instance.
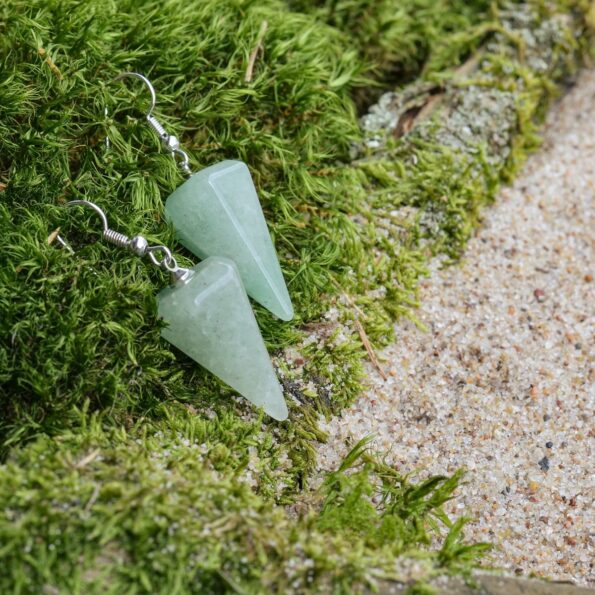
[164,160,294,321]
[157,256,288,421]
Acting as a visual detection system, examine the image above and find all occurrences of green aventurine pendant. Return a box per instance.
[157,256,288,421]
[164,160,294,321]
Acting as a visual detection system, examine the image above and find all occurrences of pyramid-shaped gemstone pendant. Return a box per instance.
[157,256,288,421]
[164,160,293,321]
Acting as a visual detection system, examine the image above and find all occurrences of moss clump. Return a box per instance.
[0,421,488,593]
[351,1,591,267]
[288,0,491,96]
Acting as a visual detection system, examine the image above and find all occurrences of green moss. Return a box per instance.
[288,0,491,98]
[0,0,592,590]
[0,0,362,446]
[0,425,488,593]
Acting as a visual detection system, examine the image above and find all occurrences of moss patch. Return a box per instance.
[0,0,592,590]
[0,420,489,592]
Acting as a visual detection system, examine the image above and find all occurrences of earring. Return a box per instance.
[58,200,289,421]
[111,73,294,322]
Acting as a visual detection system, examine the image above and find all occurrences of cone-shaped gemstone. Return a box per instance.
[164,160,294,321]
[157,256,288,421]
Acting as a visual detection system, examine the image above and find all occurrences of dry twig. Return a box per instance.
[354,319,388,381]
[245,20,268,83]
[75,449,101,469]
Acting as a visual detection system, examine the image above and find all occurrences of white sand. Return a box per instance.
[317,70,595,585]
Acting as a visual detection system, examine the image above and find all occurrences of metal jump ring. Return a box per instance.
[173,148,191,174]
[146,245,177,271]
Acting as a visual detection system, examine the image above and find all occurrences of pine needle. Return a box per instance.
[354,319,387,381]
[245,20,269,83]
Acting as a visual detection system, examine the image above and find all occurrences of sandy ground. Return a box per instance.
[317,70,595,584]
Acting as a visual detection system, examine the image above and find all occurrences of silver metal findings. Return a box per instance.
[62,199,191,282]
[115,72,191,175]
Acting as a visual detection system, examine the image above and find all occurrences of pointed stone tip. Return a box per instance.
[273,300,294,322]
[265,398,289,422]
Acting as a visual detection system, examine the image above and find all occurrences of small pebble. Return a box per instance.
[538,456,550,472]
[545,441,553,449]
[534,288,546,302]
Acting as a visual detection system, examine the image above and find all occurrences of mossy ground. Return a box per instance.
[0,0,592,592]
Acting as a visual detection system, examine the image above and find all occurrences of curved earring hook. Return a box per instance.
[115,72,157,118]
[56,199,191,281]
[60,199,133,252]
[67,199,109,233]
[54,199,109,251]
[109,72,191,175]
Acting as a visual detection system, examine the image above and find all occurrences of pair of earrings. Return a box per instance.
[61,73,293,421]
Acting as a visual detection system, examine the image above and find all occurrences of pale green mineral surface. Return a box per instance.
[158,256,288,420]
[165,160,294,321]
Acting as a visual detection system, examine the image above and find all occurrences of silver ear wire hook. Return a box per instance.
[116,72,157,115]
[114,72,192,175]
[57,199,191,283]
